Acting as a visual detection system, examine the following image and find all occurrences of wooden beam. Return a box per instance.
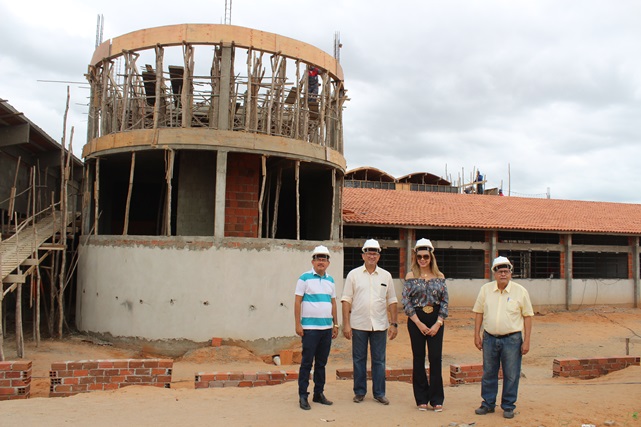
[3,275,26,284]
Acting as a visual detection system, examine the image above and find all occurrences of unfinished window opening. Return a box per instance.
[97,150,170,236]
[420,229,486,243]
[572,234,629,246]
[498,250,561,279]
[498,231,560,244]
[261,159,335,241]
[436,249,485,279]
[343,247,400,278]
[343,226,400,240]
[573,252,628,279]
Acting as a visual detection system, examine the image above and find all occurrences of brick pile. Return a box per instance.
[49,359,173,397]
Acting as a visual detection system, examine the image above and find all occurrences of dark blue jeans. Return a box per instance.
[298,328,332,397]
[481,331,523,411]
[352,329,387,398]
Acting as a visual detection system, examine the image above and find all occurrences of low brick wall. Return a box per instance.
[0,361,32,400]
[195,370,299,388]
[450,364,502,385]
[553,356,640,379]
[336,368,420,383]
[49,359,173,397]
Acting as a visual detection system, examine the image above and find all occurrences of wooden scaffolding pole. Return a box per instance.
[181,43,194,128]
[271,167,282,238]
[123,152,136,235]
[295,160,300,240]
[164,149,174,236]
[257,156,266,238]
[94,158,100,235]
[153,45,164,129]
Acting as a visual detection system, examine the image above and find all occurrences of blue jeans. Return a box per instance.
[298,329,332,397]
[481,331,523,411]
[352,329,387,398]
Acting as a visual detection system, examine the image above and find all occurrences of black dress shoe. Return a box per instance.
[299,396,311,410]
[312,393,333,405]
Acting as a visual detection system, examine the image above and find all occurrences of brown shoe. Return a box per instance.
[374,396,390,405]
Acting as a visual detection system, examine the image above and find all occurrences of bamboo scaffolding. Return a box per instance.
[271,167,282,238]
[257,156,266,238]
[295,160,300,240]
[123,152,136,235]
[164,149,174,236]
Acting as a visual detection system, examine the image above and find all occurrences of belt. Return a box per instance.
[486,331,520,339]
[416,305,435,314]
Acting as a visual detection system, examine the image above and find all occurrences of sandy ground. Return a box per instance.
[2,307,641,427]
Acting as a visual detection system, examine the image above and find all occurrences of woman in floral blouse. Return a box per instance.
[401,238,449,412]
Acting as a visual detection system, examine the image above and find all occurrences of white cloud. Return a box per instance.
[2,0,641,202]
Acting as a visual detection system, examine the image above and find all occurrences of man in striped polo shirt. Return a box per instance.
[294,245,339,410]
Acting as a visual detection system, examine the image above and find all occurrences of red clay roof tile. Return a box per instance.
[343,187,641,234]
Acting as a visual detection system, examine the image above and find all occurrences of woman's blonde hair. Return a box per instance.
[410,247,444,279]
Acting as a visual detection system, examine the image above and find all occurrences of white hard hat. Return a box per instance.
[414,238,434,252]
[312,245,330,258]
[362,239,381,252]
[492,256,513,272]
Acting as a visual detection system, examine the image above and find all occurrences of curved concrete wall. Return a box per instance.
[76,236,344,353]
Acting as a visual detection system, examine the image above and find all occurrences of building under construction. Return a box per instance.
[77,24,347,354]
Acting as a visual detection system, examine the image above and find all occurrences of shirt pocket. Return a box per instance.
[378,283,388,300]
[506,299,521,315]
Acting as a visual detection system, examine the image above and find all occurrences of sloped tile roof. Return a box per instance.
[343,187,641,234]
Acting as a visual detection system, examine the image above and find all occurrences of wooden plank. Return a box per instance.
[3,275,26,284]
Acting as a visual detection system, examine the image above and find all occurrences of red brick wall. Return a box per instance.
[0,361,31,400]
[553,356,640,379]
[225,153,260,237]
[49,359,173,397]
[194,370,298,388]
[336,367,420,384]
[450,364,502,385]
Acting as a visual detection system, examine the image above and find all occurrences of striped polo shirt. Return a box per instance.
[295,269,336,330]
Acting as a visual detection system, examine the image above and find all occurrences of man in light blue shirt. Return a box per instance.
[294,245,338,410]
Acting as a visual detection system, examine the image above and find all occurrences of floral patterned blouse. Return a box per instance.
[401,277,449,319]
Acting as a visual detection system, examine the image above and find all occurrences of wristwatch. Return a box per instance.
[390,323,398,328]
[333,324,339,328]
[437,319,444,325]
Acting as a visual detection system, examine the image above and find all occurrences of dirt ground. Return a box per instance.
[2,307,641,427]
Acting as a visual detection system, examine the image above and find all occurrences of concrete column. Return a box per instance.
[564,234,572,310]
[332,172,343,240]
[405,228,413,275]
[217,43,233,131]
[633,236,640,308]
[214,151,228,238]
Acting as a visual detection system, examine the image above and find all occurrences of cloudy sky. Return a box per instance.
[2,0,641,203]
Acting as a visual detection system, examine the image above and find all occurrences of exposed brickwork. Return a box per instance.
[225,153,260,237]
[49,359,173,397]
[0,360,32,400]
[450,364,503,385]
[553,356,640,379]
[336,367,420,384]
[194,370,299,389]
